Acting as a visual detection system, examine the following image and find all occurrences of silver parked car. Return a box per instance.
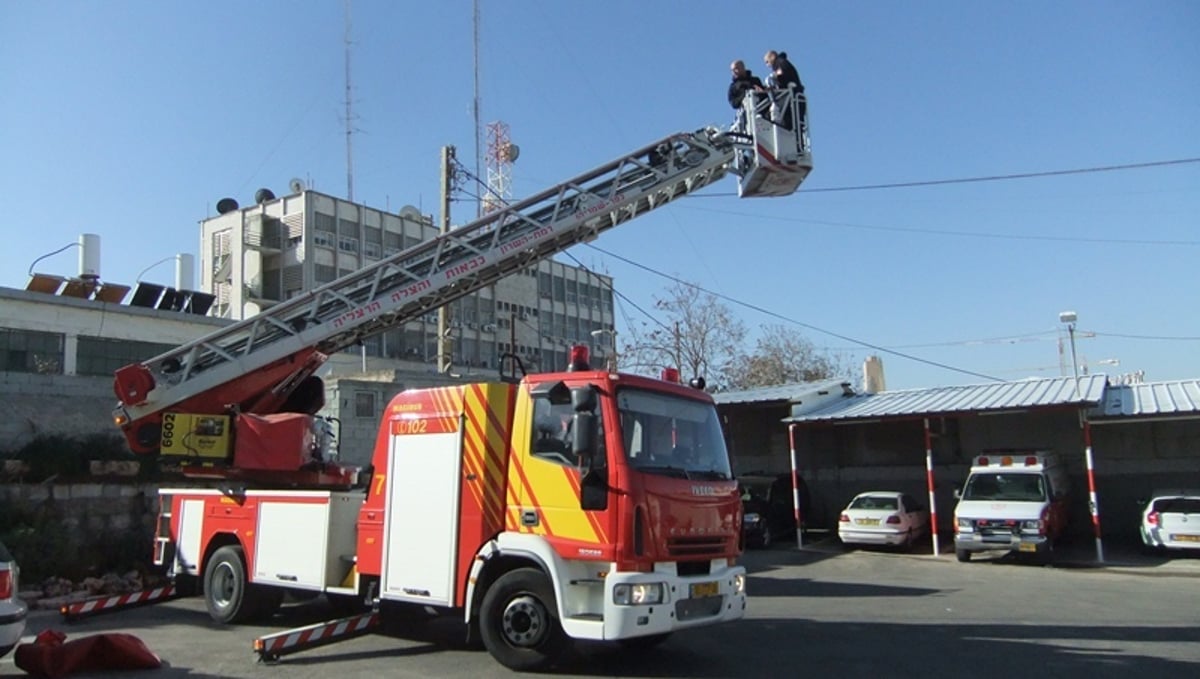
[1140,491,1200,552]
[0,540,27,658]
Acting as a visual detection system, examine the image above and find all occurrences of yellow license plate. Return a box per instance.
[1170,534,1200,542]
[690,581,718,598]
[855,518,880,526]
[1018,542,1037,552]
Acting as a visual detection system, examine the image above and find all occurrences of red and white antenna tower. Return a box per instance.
[484,121,519,214]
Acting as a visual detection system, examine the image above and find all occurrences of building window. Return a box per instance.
[338,235,359,253]
[0,329,65,374]
[363,242,382,259]
[315,264,337,284]
[313,231,335,248]
[314,212,336,232]
[76,336,176,377]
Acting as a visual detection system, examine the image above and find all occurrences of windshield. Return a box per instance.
[618,388,732,481]
[963,472,1047,502]
[849,495,898,511]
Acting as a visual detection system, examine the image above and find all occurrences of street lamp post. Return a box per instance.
[1060,310,1104,563]
[590,329,617,371]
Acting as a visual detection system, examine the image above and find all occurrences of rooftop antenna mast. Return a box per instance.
[344,0,355,201]
[473,0,482,217]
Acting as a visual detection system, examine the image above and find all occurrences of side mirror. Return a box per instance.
[953,488,962,500]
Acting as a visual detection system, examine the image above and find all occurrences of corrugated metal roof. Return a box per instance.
[784,375,1107,424]
[1092,379,1200,419]
[713,380,850,406]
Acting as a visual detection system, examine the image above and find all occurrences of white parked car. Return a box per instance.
[838,491,930,548]
[0,540,27,658]
[1140,491,1200,552]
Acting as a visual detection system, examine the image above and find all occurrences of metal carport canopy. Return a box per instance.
[779,375,1108,557]
[781,375,1108,424]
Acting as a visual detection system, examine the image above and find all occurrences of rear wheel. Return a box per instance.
[955,549,971,563]
[203,545,275,624]
[479,568,568,672]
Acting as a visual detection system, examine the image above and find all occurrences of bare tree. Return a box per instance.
[723,324,850,390]
[620,279,746,386]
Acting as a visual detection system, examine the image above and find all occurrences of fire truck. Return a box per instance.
[106,91,811,671]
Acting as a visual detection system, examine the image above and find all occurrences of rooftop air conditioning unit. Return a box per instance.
[482,323,497,333]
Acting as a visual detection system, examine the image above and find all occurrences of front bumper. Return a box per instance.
[955,533,1050,554]
[600,563,746,641]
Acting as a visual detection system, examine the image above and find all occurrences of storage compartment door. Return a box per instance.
[254,499,332,589]
[381,429,462,606]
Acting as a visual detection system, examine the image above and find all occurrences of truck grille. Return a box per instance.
[667,537,725,559]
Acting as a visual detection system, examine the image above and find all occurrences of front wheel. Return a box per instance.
[479,568,568,672]
[956,549,971,563]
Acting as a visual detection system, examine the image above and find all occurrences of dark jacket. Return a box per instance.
[728,70,764,109]
[772,53,804,93]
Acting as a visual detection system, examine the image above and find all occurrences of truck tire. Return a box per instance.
[955,549,971,563]
[479,567,568,671]
[204,545,272,624]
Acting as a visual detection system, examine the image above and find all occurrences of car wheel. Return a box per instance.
[956,549,971,563]
[479,567,568,672]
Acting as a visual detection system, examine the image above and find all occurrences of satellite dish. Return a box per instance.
[289,177,306,194]
[216,198,239,214]
[504,143,520,163]
[254,188,276,204]
[399,205,422,221]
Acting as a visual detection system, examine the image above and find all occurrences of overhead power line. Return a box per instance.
[696,157,1200,197]
[585,244,1003,383]
[801,157,1200,193]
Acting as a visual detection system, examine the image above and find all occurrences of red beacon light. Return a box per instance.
[567,344,591,372]
[660,367,680,383]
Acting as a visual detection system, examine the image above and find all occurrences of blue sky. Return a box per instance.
[2,1,1197,389]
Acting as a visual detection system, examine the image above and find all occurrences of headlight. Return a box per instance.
[733,573,746,594]
[613,583,664,606]
[956,517,974,532]
[743,512,762,525]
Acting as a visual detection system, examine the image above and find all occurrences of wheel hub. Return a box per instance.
[501,595,547,647]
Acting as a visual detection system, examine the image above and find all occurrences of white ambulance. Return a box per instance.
[953,452,1070,563]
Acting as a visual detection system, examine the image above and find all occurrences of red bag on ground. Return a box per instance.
[14,629,161,678]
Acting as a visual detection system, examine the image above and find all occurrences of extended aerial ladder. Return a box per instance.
[112,120,811,480]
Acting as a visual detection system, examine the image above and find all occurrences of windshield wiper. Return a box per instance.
[689,470,730,481]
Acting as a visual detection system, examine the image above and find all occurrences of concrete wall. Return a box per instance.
[0,373,117,450]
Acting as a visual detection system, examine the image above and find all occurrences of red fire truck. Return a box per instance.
[106,93,812,671]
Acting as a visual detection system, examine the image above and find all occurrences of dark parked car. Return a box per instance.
[739,472,810,548]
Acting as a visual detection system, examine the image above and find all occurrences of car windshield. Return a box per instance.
[849,495,898,511]
[619,388,732,480]
[963,472,1046,502]
[739,479,773,500]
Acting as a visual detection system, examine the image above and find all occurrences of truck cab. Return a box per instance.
[952,452,1070,563]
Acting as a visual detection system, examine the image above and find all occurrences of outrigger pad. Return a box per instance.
[15,629,161,678]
